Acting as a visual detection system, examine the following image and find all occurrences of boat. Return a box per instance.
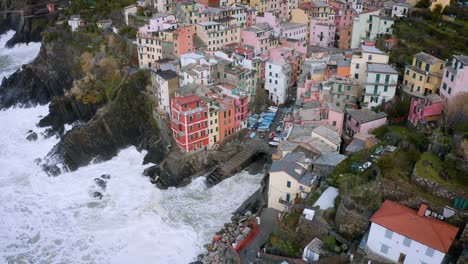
[245,131,252,139]
[272,136,281,142]
[269,132,275,140]
[249,132,256,139]
[269,141,280,146]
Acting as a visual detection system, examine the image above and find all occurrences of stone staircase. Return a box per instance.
[206,139,269,186]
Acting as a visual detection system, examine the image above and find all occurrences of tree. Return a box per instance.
[446,92,468,132]
[415,0,431,8]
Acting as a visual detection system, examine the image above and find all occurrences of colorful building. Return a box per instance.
[350,45,389,85]
[408,94,444,126]
[351,9,394,49]
[240,24,277,56]
[170,95,210,152]
[151,69,180,114]
[345,108,387,137]
[309,18,336,48]
[401,52,445,96]
[439,55,468,102]
[362,63,399,109]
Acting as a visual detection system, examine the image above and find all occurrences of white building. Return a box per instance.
[151,69,180,114]
[302,238,324,262]
[68,15,82,32]
[367,200,459,264]
[351,9,394,49]
[362,63,398,109]
[391,2,410,18]
[350,45,389,85]
[123,5,137,25]
[265,60,291,105]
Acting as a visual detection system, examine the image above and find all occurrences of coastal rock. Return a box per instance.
[26,132,38,141]
[101,174,111,180]
[41,163,61,177]
[0,38,81,109]
[143,164,161,178]
[94,178,107,190]
[43,71,165,173]
[38,95,101,132]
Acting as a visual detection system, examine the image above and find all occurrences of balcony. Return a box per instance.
[279,197,292,206]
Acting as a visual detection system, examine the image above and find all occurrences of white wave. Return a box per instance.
[0,30,42,81]
[0,106,261,264]
[0,29,262,264]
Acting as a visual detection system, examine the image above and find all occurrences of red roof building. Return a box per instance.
[366,200,459,264]
[170,95,210,152]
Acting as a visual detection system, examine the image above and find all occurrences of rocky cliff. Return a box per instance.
[0,39,81,108]
[43,71,165,173]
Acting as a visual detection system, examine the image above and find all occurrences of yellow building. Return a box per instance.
[208,105,220,148]
[402,52,445,95]
[291,8,310,41]
[267,152,317,211]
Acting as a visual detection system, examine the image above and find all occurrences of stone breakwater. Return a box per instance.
[198,212,257,264]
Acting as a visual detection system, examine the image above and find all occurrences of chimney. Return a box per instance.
[418,204,428,217]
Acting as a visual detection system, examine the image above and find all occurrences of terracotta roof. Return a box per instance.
[174,95,202,105]
[370,200,459,253]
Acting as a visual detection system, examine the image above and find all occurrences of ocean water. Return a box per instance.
[0,31,261,263]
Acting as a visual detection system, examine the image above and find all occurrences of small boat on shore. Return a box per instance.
[249,132,256,139]
[269,132,275,140]
[269,141,280,146]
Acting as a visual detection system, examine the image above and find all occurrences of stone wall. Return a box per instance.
[334,197,370,241]
[296,214,330,240]
[411,172,465,201]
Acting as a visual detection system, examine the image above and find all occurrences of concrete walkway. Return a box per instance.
[240,207,278,264]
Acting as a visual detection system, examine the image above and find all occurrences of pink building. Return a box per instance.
[439,55,468,102]
[345,109,387,137]
[284,101,345,135]
[280,22,307,44]
[281,38,306,55]
[408,94,444,126]
[217,83,249,130]
[138,14,177,34]
[241,24,276,56]
[255,10,281,30]
[329,0,356,32]
[309,18,335,48]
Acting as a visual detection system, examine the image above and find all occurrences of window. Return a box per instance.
[442,82,447,90]
[380,244,390,254]
[356,63,360,69]
[419,76,423,81]
[354,73,359,79]
[384,85,388,92]
[425,63,430,72]
[425,247,435,257]
[412,73,416,79]
[189,115,193,121]
[403,237,412,247]
[450,74,454,82]
[286,193,291,201]
[287,181,291,188]
[338,84,343,92]
[197,113,201,119]
[190,125,193,131]
[333,121,337,126]
[347,86,352,91]
[368,55,372,60]
[406,69,409,75]
[384,229,393,239]
[448,87,452,94]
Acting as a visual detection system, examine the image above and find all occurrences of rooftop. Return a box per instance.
[312,126,341,146]
[153,69,178,80]
[454,55,468,65]
[270,152,317,186]
[313,152,347,166]
[414,52,444,65]
[370,200,459,253]
[281,22,307,30]
[367,63,398,74]
[173,94,202,105]
[362,45,386,55]
[348,109,387,123]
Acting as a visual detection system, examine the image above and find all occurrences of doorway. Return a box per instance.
[398,253,406,264]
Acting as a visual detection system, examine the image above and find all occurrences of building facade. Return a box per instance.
[401,52,445,96]
[439,55,468,102]
[362,63,398,109]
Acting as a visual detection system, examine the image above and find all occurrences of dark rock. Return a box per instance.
[92,191,103,200]
[34,158,42,165]
[0,38,81,109]
[44,71,165,173]
[26,132,38,141]
[143,164,160,178]
[94,178,107,190]
[101,174,111,180]
[41,163,61,177]
[42,128,58,139]
[38,95,102,132]
[26,130,33,134]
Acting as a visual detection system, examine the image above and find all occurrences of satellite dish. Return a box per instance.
[443,207,455,218]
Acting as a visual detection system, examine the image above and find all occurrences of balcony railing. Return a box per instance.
[279,198,292,206]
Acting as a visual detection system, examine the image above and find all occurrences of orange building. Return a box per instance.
[173,25,194,57]
[337,60,351,77]
[338,25,352,50]
[196,0,220,7]
[218,97,236,142]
